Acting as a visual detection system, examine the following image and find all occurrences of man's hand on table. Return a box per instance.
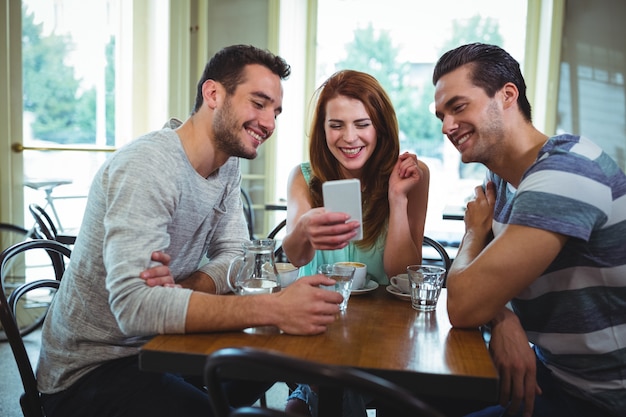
[270,275,343,335]
[140,252,343,335]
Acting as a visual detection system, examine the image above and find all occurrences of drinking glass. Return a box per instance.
[406,265,447,312]
[318,264,356,311]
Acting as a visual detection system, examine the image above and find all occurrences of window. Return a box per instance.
[556,0,626,171]
[17,0,278,236]
[314,0,528,248]
[21,0,121,232]
[18,0,171,233]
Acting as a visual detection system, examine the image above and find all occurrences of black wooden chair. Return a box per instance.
[1,222,38,339]
[0,239,72,417]
[241,188,256,239]
[423,236,452,286]
[267,219,287,263]
[27,204,74,287]
[28,204,76,245]
[0,220,65,342]
[204,347,444,417]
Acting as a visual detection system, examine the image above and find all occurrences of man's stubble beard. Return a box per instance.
[464,100,505,167]
[213,96,258,160]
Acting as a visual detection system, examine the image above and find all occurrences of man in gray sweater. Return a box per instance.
[37,45,343,417]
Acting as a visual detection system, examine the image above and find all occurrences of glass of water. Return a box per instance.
[318,263,356,311]
[406,265,447,312]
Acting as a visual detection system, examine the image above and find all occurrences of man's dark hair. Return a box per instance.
[433,43,532,122]
[193,44,291,114]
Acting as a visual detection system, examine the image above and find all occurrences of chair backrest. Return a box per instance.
[28,204,57,241]
[204,347,444,417]
[28,203,76,248]
[241,188,255,239]
[423,236,452,286]
[0,239,72,417]
[267,219,287,262]
[0,223,39,336]
[1,223,39,339]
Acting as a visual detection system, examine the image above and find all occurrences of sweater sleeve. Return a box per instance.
[198,159,250,294]
[99,136,195,335]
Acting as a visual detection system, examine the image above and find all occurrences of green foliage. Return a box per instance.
[22,6,88,143]
[438,15,503,56]
[22,4,115,145]
[337,23,406,91]
[334,15,503,165]
[334,24,443,159]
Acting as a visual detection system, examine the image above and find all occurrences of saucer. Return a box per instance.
[386,284,411,301]
[351,280,378,295]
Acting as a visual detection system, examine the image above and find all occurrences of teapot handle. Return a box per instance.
[227,254,245,294]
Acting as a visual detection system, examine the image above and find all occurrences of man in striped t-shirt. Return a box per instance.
[433,43,626,417]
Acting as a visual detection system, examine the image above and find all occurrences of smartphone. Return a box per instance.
[322,179,363,240]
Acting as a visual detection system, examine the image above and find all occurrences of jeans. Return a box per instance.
[41,355,272,417]
[464,359,616,417]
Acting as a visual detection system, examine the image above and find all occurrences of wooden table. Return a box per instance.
[140,287,498,406]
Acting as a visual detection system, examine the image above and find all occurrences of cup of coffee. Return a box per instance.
[276,262,299,287]
[389,274,410,294]
[406,265,447,311]
[335,261,367,290]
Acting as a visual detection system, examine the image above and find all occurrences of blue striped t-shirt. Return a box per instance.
[487,134,626,414]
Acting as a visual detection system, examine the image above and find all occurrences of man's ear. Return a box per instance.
[202,79,219,110]
[501,82,519,110]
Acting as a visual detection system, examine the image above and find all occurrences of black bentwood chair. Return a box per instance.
[267,219,287,263]
[241,188,256,239]
[1,222,39,340]
[422,236,452,286]
[28,204,76,246]
[0,239,72,417]
[204,347,444,417]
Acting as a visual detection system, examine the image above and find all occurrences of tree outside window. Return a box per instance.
[22,3,115,146]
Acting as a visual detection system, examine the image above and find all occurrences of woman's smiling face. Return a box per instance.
[324,95,377,178]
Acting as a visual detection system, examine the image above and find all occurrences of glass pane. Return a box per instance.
[316,0,528,251]
[23,150,109,232]
[22,0,120,233]
[557,0,626,171]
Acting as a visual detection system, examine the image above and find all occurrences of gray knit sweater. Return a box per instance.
[37,120,249,393]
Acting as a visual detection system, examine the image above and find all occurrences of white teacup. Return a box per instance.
[335,261,367,290]
[389,274,410,294]
[276,262,299,287]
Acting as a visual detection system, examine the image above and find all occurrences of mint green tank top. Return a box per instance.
[298,163,388,284]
